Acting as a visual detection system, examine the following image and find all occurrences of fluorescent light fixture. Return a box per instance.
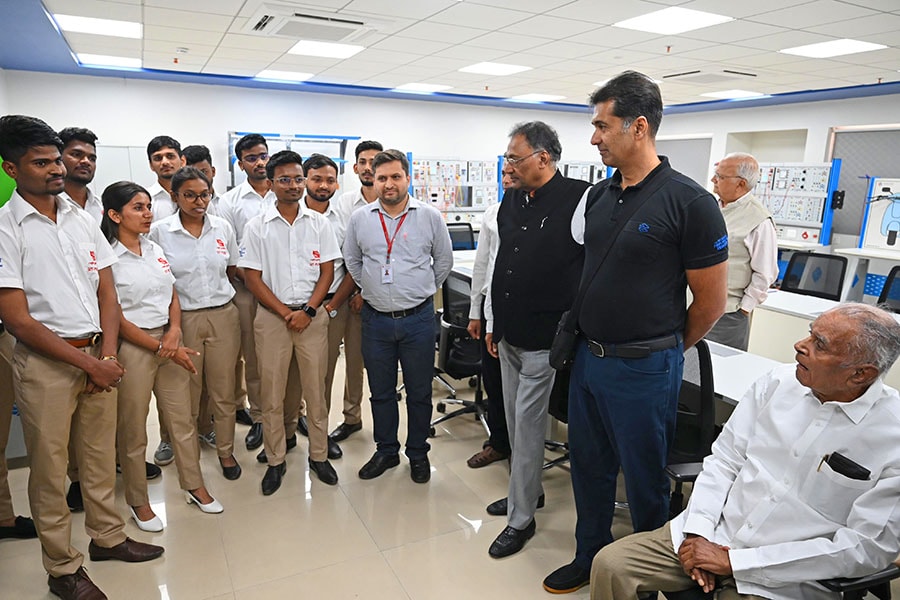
[76,53,142,69]
[459,62,532,76]
[700,89,765,99]
[54,14,142,39]
[393,83,452,93]
[508,93,566,102]
[288,40,364,59]
[779,38,887,58]
[255,69,313,82]
[614,7,733,35]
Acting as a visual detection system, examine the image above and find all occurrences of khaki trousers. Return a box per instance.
[255,307,329,464]
[325,303,365,425]
[117,329,202,507]
[12,342,126,577]
[0,330,16,521]
[591,524,766,600]
[181,302,241,459]
[232,280,262,422]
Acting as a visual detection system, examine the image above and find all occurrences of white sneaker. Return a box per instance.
[199,431,217,448]
[154,441,174,466]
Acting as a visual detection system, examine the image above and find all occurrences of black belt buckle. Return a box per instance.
[587,340,605,358]
[89,332,102,346]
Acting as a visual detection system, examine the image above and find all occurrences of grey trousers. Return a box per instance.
[497,340,555,530]
[706,310,750,351]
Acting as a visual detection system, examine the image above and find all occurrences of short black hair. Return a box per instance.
[58,127,98,149]
[589,70,663,137]
[234,134,268,161]
[147,135,182,161]
[0,115,63,163]
[302,153,338,174]
[183,144,212,166]
[266,150,304,180]
[355,140,383,160]
[372,149,409,175]
[171,166,211,194]
[508,121,562,162]
[100,181,150,243]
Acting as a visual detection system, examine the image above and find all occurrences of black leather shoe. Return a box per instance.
[542,560,591,594]
[329,421,362,442]
[488,519,536,558]
[257,434,297,463]
[0,515,37,540]
[358,453,400,480]
[308,459,338,485]
[145,462,162,481]
[235,408,253,426]
[219,456,242,481]
[48,566,107,600]
[261,463,286,496]
[327,438,343,460]
[88,537,164,562]
[297,415,309,437]
[486,494,545,516]
[66,482,84,512]
[409,457,431,483]
[245,422,263,450]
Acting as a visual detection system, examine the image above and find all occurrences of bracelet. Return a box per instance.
[100,355,118,361]
[155,341,163,355]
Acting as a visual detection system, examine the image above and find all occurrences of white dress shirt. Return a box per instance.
[111,238,176,329]
[0,192,117,337]
[148,182,178,223]
[671,365,900,599]
[238,202,341,306]
[335,187,372,224]
[59,188,104,224]
[305,198,347,294]
[149,214,237,310]
[469,202,500,321]
[218,181,277,245]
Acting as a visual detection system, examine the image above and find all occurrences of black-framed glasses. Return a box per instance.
[502,150,542,166]
[275,176,307,186]
[179,191,211,201]
[713,172,745,181]
[242,153,269,164]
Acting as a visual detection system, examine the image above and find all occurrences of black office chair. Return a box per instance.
[877,265,900,314]
[446,222,476,250]
[543,369,570,471]
[780,252,847,301]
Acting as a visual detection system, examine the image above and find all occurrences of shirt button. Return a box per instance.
[747,523,753,529]
[783,478,790,485]
[506,269,512,275]
[513,247,519,253]
[793,450,799,457]
[618,199,623,204]
[521,225,527,231]
[504,292,510,299]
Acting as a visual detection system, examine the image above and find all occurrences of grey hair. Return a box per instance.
[509,121,562,163]
[723,152,760,188]
[827,303,900,376]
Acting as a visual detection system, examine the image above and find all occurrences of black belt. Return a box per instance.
[365,299,431,319]
[323,293,335,301]
[586,333,681,359]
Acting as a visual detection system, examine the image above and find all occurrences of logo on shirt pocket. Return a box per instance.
[310,249,321,267]
[80,243,98,273]
[157,256,171,274]
[215,238,228,257]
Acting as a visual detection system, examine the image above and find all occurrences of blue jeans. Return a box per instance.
[361,301,435,460]
[568,338,684,569]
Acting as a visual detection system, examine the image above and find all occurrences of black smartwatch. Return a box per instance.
[301,304,317,318]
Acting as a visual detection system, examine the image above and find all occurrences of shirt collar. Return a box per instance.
[609,155,671,191]
[826,377,885,424]
[263,201,311,223]
[719,191,754,209]
[240,180,275,201]
[304,197,335,217]
[112,237,151,258]
[368,196,421,215]
[8,191,76,225]
[166,212,211,235]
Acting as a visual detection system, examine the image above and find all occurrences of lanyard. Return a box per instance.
[378,211,408,262]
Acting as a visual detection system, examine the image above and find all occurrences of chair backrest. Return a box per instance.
[781,252,847,301]
[446,222,476,251]
[669,339,716,465]
[441,270,472,327]
[877,265,900,313]
[438,271,481,378]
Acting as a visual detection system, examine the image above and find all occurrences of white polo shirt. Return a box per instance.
[112,238,176,329]
[149,214,237,311]
[0,191,117,338]
[305,198,346,294]
[60,188,104,224]
[148,182,178,223]
[335,188,371,224]
[238,202,341,306]
[218,181,276,245]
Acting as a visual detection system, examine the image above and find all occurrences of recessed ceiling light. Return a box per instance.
[779,38,887,58]
[53,14,142,39]
[255,69,313,82]
[288,40,364,59]
[76,53,142,69]
[459,62,532,76]
[700,89,765,100]
[508,93,566,103]
[393,83,452,93]
[613,7,733,35]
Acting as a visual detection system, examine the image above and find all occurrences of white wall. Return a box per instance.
[0,69,7,115]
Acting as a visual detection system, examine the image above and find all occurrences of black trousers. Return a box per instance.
[481,311,509,455]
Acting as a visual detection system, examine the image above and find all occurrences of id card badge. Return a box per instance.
[381,263,393,284]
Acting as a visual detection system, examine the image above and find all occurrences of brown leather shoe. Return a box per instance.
[88,537,164,562]
[466,445,508,469]
[48,567,107,600]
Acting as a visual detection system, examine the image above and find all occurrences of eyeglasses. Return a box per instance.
[502,150,542,166]
[275,176,307,186]
[713,172,745,181]
[242,153,269,164]
[179,191,211,201]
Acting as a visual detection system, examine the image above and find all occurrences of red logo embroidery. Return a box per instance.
[157,256,171,274]
[310,249,321,267]
[215,238,228,256]
[87,250,98,273]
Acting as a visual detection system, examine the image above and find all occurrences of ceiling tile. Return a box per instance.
[677,21,790,44]
[464,0,573,12]
[143,25,225,46]
[396,22,484,44]
[217,33,297,53]
[564,26,661,48]
[406,56,468,71]
[144,0,245,15]
[680,0,820,19]
[371,36,450,55]
[44,0,142,21]
[733,30,834,52]
[142,7,235,32]
[341,0,458,21]
[200,64,260,77]
[466,32,539,53]
[744,0,880,28]
[143,39,216,58]
[499,16,601,40]
[210,46,284,62]
[62,32,142,55]
[528,41,609,60]
[807,13,900,37]
[431,45,509,62]
[548,0,676,25]
[428,4,530,30]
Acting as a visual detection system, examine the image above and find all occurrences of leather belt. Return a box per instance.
[586,333,681,359]
[365,299,431,319]
[184,301,231,313]
[64,333,102,348]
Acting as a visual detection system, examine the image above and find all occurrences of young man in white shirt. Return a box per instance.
[146,135,185,223]
[57,127,102,223]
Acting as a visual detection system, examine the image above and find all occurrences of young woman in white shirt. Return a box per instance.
[101,181,225,532]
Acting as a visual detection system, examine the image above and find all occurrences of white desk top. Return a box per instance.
[757,289,839,320]
[833,246,900,261]
[452,249,476,276]
[707,341,785,405]
[777,240,825,250]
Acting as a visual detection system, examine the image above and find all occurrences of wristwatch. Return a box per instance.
[325,304,338,319]
[301,304,317,318]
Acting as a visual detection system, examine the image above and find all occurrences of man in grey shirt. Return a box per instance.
[343,149,453,483]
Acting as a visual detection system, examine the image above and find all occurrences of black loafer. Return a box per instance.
[66,482,84,512]
[486,494,545,516]
[329,421,362,442]
[542,560,591,594]
[145,462,162,480]
[297,416,309,437]
[235,408,253,426]
[358,453,400,480]
[257,434,297,463]
[261,463,286,496]
[488,519,536,558]
[409,457,431,483]
[0,515,37,540]
[308,459,339,485]
[327,438,343,460]
[219,456,242,481]
[48,566,106,600]
[245,422,263,450]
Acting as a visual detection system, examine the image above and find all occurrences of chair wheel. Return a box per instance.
[436,402,446,413]
[429,427,436,437]
[468,377,477,388]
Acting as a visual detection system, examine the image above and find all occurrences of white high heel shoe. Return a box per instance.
[184,490,224,514]
[129,506,164,532]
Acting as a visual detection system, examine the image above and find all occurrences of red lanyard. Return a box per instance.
[378,211,408,262]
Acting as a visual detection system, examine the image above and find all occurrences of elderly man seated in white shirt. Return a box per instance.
[591,302,900,600]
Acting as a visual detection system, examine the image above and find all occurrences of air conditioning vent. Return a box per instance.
[663,69,758,85]
[241,3,389,43]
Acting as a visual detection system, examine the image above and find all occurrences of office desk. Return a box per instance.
[707,341,784,406]
[833,246,900,300]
